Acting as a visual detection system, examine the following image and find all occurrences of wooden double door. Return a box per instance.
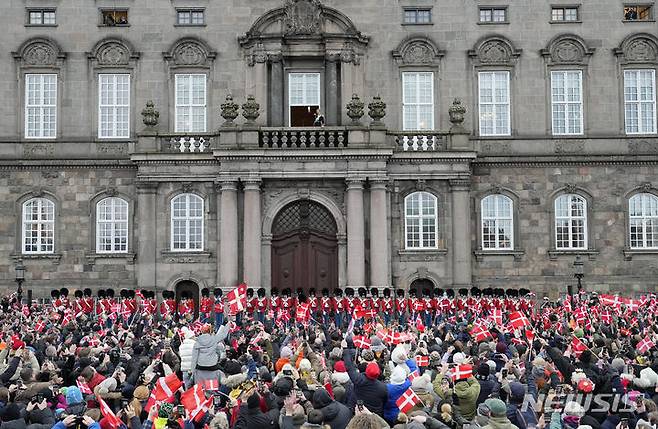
[271,200,338,295]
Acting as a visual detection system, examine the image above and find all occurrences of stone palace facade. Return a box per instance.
[1,0,658,301]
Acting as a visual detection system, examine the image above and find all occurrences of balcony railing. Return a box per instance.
[158,134,215,153]
[389,131,447,151]
[259,127,348,148]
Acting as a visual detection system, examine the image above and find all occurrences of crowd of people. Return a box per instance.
[0,285,657,429]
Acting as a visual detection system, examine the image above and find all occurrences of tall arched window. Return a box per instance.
[96,197,128,253]
[404,191,438,249]
[22,197,55,254]
[481,194,513,249]
[629,193,658,249]
[554,194,587,249]
[171,193,204,251]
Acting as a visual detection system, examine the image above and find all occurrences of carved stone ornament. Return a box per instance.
[392,37,443,66]
[367,95,386,125]
[242,95,260,124]
[14,38,65,67]
[247,43,268,67]
[340,43,360,65]
[615,34,658,64]
[41,170,59,180]
[641,182,653,192]
[283,0,323,36]
[541,35,594,65]
[489,185,502,194]
[345,94,364,124]
[141,101,159,128]
[554,41,582,62]
[173,41,207,66]
[97,42,130,66]
[564,183,579,194]
[181,182,193,193]
[448,98,466,126]
[105,187,118,197]
[470,37,521,66]
[415,179,426,191]
[220,95,240,126]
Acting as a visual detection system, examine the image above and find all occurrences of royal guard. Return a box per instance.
[411,290,425,319]
[333,288,344,328]
[256,288,268,323]
[213,288,225,327]
[368,288,378,313]
[123,290,138,321]
[200,288,213,322]
[422,289,433,327]
[50,289,61,312]
[378,288,391,325]
[59,288,71,309]
[321,288,333,326]
[82,288,94,316]
[73,290,84,317]
[431,288,441,319]
[143,290,157,316]
[269,288,280,318]
[344,288,356,325]
[280,288,294,316]
[246,288,257,319]
[308,289,319,323]
[396,289,407,325]
[160,291,176,319]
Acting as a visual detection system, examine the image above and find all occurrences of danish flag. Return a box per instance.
[354,308,377,320]
[152,373,183,401]
[226,283,247,315]
[22,305,30,317]
[508,311,530,330]
[35,320,46,333]
[296,303,311,322]
[600,294,623,308]
[76,378,93,394]
[601,310,612,324]
[571,336,588,358]
[98,397,122,429]
[636,337,655,354]
[470,324,493,343]
[489,309,503,327]
[396,387,421,414]
[450,364,473,382]
[181,384,213,422]
[353,336,371,349]
[386,331,403,345]
[408,369,420,382]
[415,355,429,367]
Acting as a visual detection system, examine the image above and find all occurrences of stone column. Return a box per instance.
[242,179,262,288]
[450,178,473,287]
[219,179,239,288]
[369,179,389,288]
[269,54,284,127]
[325,54,340,126]
[346,179,365,288]
[136,182,158,290]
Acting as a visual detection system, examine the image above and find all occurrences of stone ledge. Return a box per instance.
[11,253,62,265]
[85,252,135,265]
[160,251,213,264]
[622,248,658,261]
[547,249,599,261]
[398,249,448,262]
[474,249,524,261]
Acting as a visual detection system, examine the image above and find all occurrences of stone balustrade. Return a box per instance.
[161,135,214,152]
[389,131,447,151]
[259,127,348,148]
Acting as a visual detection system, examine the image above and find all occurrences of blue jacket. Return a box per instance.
[383,358,419,423]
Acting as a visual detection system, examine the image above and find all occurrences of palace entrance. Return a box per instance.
[175,280,199,319]
[271,200,338,295]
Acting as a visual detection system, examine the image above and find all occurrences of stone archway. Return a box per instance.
[271,200,338,295]
[175,280,199,319]
[409,278,435,297]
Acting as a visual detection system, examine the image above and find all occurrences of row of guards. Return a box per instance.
[44,286,536,327]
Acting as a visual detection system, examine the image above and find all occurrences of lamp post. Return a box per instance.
[15,261,25,305]
[573,255,584,294]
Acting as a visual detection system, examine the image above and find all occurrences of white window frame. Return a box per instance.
[551,70,584,136]
[98,74,130,139]
[175,74,207,133]
[479,7,508,23]
[403,8,432,24]
[554,194,588,250]
[402,72,435,130]
[624,69,657,135]
[22,198,55,254]
[176,9,205,25]
[96,197,129,254]
[170,193,204,251]
[478,71,511,136]
[481,194,514,250]
[551,6,579,22]
[629,193,658,249]
[25,74,57,139]
[27,9,56,25]
[404,191,438,249]
[288,72,321,126]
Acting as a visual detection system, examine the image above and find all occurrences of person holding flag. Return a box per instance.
[190,317,230,383]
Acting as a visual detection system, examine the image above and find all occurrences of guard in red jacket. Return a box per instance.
[256,288,268,323]
[396,289,407,325]
[321,288,333,326]
[308,289,320,324]
[333,288,345,328]
[213,288,224,327]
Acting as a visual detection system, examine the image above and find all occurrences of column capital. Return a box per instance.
[369,178,388,190]
[215,178,238,192]
[268,52,283,63]
[346,178,365,190]
[449,178,471,191]
[242,178,262,191]
[135,181,159,194]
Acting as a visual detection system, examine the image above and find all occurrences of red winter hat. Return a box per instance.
[12,337,25,351]
[365,362,380,380]
[334,361,346,373]
[577,378,594,393]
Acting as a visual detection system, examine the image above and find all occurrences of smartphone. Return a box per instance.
[177,405,185,416]
[121,399,129,409]
[501,368,508,378]
[356,400,364,411]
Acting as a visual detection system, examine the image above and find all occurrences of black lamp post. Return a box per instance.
[573,255,584,294]
[15,261,25,305]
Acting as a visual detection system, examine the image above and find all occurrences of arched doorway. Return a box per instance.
[175,280,199,319]
[409,278,434,297]
[271,200,338,295]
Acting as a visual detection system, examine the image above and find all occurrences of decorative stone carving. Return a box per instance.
[564,183,579,194]
[345,94,364,125]
[367,95,386,125]
[283,0,323,36]
[97,143,128,154]
[105,187,118,197]
[13,38,66,68]
[90,39,138,67]
[448,99,466,126]
[141,101,159,128]
[480,141,511,154]
[554,140,585,154]
[164,38,216,68]
[615,34,658,64]
[489,185,502,194]
[392,37,444,66]
[469,37,521,66]
[247,43,268,67]
[41,171,59,180]
[541,35,594,65]
[340,42,360,65]
[181,182,193,193]
[23,144,55,157]
[641,183,653,192]
[415,179,426,191]
[220,95,239,126]
[629,140,658,154]
[242,95,260,124]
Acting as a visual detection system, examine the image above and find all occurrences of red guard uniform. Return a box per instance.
[321,296,333,314]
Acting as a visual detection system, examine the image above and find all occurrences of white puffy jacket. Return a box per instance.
[179,338,196,372]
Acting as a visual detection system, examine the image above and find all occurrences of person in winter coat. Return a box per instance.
[233,392,279,429]
[481,398,519,429]
[312,388,353,429]
[178,328,196,388]
[384,365,412,424]
[342,348,388,416]
[433,369,481,421]
[408,374,434,414]
[191,323,229,383]
[476,363,499,405]
[0,404,26,429]
[331,361,355,408]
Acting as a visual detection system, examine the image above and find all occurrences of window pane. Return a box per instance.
[25,74,57,138]
[492,9,506,22]
[175,74,207,132]
[402,72,434,131]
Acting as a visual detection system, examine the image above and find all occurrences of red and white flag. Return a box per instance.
[35,320,46,333]
[22,305,30,317]
[396,387,421,414]
[181,384,212,421]
[489,309,503,327]
[508,311,530,330]
[571,336,588,358]
[470,324,493,343]
[202,379,219,391]
[636,338,655,354]
[408,369,420,382]
[153,373,183,401]
[415,355,429,367]
[98,397,122,429]
[353,336,371,349]
[385,331,402,345]
[296,303,311,322]
[450,364,473,382]
[226,283,248,315]
[76,378,93,395]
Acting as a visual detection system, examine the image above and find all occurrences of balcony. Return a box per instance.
[259,127,348,148]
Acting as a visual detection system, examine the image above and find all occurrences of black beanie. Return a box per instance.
[224,360,242,376]
[247,393,260,410]
[478,362,490,377]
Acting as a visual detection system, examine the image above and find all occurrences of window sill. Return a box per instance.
[401,23,434,26]
[623,248,658,260]
[547,249,599,260]
[398,249,448,262]
[98,24,131,28]
[25,24,58,28]
[161,250,213,263]
[174,24,207,27]
[477,21,510,25]
[549,20,582,24]
[474,249,524,261]
[85,252,135,265]
[11,252,62,264]
[622,19,656,23]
